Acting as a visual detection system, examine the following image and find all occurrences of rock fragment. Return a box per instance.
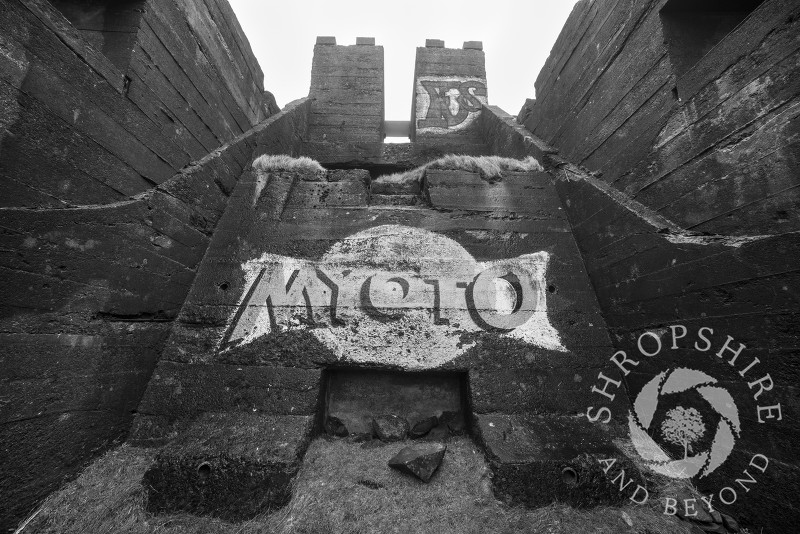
[372,415,409,442]
[325,416,348,437]
[409,416,438,438]
[388,442,447,482]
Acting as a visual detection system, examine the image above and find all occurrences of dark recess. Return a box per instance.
[50,0,146,71]
[323,163,413,180]
[322,368,472,436]
[660,0,764,78]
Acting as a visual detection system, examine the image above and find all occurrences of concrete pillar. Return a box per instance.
[309,36,384,143]
[411,40,488,142]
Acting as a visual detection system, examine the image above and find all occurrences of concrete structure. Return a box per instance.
[1,0,797,532]
[515,1,799,530]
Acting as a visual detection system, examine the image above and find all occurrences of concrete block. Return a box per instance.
[463,40,483,50]
[316,36,336,45]
[425,39,445,48]
[143,413,314,521]
[475,413,643,507]
[356,37,375,45]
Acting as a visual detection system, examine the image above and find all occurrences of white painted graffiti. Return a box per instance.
[415,76,488,134]
[221,225,564,369]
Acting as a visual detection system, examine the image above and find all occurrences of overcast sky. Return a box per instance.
[229,0,579,120]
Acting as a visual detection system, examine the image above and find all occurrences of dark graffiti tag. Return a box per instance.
[416,77,488,131]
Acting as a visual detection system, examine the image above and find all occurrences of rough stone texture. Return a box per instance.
[372,416,410,442]
[388,442,447,482]
[409,416,439,438]
[519,0,800,236]
[143,412,314,521]
[475,413,641,508]
[325,416,349,437]
[439,411,465,435]
[422,424,452,443]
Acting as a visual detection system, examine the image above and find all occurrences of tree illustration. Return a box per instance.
[661,407,706,459]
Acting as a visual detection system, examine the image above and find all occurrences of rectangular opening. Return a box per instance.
[384,120,411,138]
[660,0,764,78]
[384,120,411,144]
[323,369,469,438]
[50,0,145,71]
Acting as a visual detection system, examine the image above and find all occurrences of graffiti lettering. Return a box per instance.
[223,258,553,348]
[221,225,564,369]
[221,262,338,351]
[416,77,488,133]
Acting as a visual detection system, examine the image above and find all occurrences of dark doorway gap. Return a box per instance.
[50,0,146,72]
[319,368,472,438]
[323,163,414,180]
[660,0,764,79]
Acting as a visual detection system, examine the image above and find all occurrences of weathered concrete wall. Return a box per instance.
[132,155,617,433]
[411,40,487,144]
[130,141,639,510]
[1,0,271,208]
[0,2,293,528]
[484,105,799,533]
[518,0,800,236]
[301,36,491,173]
[557,163,799,534]
[308,37,384,143]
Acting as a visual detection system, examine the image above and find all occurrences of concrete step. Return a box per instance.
[142,412,314,521]
[474,413,643,508]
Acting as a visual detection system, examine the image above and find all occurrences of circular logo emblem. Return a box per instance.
[628,368,741,479]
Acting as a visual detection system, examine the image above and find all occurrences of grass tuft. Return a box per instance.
[427,155,543,178]
[370,167,426,190]
[372,155,544,193]
[252,155,325,174]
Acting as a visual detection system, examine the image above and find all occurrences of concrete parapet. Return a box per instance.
[411,43,487,142]
[309,39,385,142]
